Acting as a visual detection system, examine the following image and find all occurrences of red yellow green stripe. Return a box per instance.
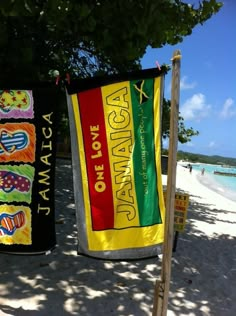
[71,75,165,251]
[101,82,140,229]
[77,88,114,230]
[130,78,162,226]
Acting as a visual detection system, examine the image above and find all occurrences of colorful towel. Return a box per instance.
[66,68,165,259]
[0,86,58,254]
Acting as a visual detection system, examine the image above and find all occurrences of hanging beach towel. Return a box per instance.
[0,85,59,254]
[66,68,166,259]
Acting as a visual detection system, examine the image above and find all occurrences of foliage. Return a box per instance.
[0,1,222,147]
[177,151,236,166]
[0,0,222,81]
[162,98,199,144]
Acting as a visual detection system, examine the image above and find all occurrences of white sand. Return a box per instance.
[164,165,236,237]
[167,165,236,316]
[0,160,236,316]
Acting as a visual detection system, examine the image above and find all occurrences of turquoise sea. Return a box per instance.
[191,163,236,202]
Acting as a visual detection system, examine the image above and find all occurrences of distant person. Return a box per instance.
[189,165,192,173]
[201,168,205,175]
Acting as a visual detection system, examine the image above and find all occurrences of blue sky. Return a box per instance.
[141,0,236,158]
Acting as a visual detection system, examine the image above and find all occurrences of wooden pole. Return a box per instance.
[152,49,181,316]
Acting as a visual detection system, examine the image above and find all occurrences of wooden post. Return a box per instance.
[152,50,181,316]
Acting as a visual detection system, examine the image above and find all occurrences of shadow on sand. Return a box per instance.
[0,159,235,315]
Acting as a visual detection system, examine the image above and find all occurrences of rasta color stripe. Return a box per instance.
[70,74,165,253]
[130,78,162,226]
[75,77,163,232]
[78,88,114,230]
[101,82,139,229]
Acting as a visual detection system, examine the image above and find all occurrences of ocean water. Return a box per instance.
[191,163,236,202]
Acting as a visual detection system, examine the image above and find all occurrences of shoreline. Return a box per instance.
[163,163,236,236]
[196,170,236,202]
[176,163,236,203]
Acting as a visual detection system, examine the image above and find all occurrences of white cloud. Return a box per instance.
[185,142,194,147]
[162,139,168,147]
[208,141,216,148]
[219,98,236,119]
[180,93,211,121]
[180,76,197,90]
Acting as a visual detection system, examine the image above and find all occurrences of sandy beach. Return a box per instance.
[0,159,236,316]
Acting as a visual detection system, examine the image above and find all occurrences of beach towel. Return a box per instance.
[0,85,59,254]
[66,68,166,259]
